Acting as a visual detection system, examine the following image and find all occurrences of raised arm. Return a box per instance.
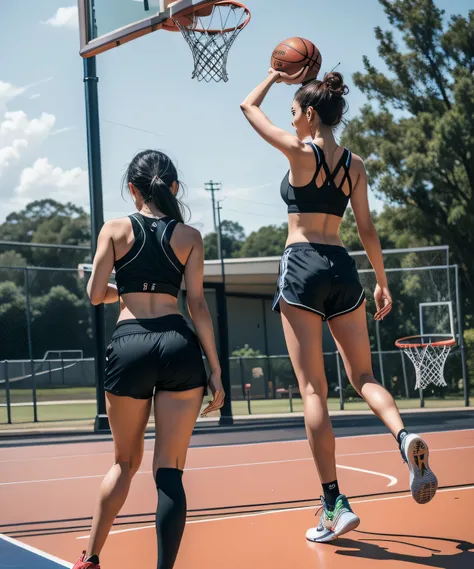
[87,221,119,306]
[240,70,306,157]
[350,156,392,320]
[184,228,224,415]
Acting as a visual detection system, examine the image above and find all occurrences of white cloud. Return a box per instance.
[30,94,41,100]
[0,80,88,219]
[43,6,79,29]
[17,158,87,195]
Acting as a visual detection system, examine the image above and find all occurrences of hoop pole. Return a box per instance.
[455,265,469,407]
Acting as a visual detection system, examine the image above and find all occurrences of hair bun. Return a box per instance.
[323,72,348,97]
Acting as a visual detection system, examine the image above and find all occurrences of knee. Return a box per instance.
[114,451,143,477]
[300,377,328,399]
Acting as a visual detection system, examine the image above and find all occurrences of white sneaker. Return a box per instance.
[400,433,438,504]
[306,495,360,543]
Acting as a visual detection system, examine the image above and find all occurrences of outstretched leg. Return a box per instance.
[328,303,438,504]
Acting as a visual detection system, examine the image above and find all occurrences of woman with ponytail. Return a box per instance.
[74,150,224,569]
[240,70,437,542]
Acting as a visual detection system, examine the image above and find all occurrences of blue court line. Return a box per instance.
[0,533,73,568]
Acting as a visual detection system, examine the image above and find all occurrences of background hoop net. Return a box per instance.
[173,2,251,82]
[395,335,455,390]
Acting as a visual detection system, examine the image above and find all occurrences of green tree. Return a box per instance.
[203,220,246,260]
[341,0,474,323]
[0,199,91,268]
[31,286,91,359]
[0,282,28,360]
[0,251,27,286]
[238,223,288,258]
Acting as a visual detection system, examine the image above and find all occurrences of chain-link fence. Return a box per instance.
[0,247,471,424]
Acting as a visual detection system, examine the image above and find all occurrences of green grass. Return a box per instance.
[0,392,467,426]
[0,387,96,404]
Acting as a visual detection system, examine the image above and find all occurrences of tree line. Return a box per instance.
[0,1,472,383]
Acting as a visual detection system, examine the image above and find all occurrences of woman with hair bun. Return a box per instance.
[240,69,437,542]
[73,150,224,569]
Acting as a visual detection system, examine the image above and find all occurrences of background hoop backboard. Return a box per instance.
[78,0,215,58]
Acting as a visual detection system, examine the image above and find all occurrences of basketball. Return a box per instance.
[271,37,322,82]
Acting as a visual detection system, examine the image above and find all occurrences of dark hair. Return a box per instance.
[294,72,349,127]
[123,150,187,223]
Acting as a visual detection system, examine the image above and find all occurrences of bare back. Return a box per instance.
[108,215,199,321]
[286,139,364,247]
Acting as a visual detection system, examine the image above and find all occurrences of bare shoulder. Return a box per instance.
[102,216,131,238]
[173,222,203,251]
[349,153,367,186]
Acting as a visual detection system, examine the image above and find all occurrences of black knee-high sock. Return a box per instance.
[156,468,187,569]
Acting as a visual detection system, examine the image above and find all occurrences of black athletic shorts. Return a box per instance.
[272,242,366,320]
[104,314,208,399]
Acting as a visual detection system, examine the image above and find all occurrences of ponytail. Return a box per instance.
[123,150,187,223]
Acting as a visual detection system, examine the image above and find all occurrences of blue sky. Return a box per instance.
[0,0,471,238]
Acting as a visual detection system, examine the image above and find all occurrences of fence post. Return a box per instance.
[239,357,245,398]
[400,351,409,399]
[336,352,344,411]
[24,268,38,423]
[289,385,294,413]
[455,264,469,407]
[375,320,386,388]
[4,361,12,425]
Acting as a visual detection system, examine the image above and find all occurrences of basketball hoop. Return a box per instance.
[395,334,456,390]
[166,1,251,82]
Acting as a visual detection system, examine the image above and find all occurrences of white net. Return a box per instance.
[174,2,250,82]
[401,342,453,390]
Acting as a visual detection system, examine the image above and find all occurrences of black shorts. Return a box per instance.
[104,314,208,399]
[272,243,365,320]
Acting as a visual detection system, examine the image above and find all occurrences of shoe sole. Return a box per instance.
[405,435,438,504]
[306,511,360,543]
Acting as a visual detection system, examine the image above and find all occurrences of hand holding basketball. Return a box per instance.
[271,37,322,84]
[268,66,310,85]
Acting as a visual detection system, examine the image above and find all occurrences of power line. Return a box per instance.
[224,208,286,220]
[103,119,164,137]
[226,196,283,210]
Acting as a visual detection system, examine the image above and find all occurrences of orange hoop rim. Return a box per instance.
[395,334,456,349]
[163,0,251,34]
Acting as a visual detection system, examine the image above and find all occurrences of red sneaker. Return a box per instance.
[72,552,100,569]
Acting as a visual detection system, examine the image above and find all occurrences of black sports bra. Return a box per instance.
[114,214,184,297]
[280,142,353,217]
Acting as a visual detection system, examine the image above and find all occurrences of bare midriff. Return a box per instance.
[117,293,181,322]
[286,212,345,247]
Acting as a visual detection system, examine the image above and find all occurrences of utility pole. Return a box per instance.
[216,201,225,285]
[204,180,221,234]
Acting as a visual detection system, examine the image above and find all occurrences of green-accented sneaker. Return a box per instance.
[306,495,360,543]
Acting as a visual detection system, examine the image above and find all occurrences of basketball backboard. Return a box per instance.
[78,0,214,58]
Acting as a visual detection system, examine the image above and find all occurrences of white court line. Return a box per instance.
[336,464,397,487]
[3,443,474,486]
[0,458,397,487]
[1,428,472,464]
[0,532,73,567]
[78,485,474,539]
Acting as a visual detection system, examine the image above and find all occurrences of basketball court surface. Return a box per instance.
[1,416,473,568]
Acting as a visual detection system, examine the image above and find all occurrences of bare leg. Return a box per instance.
[328,302,404,438]
[280,301,336,483]
[86,393,152,558]
[153,387,204,569]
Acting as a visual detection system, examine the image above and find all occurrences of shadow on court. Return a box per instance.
[324,530,474,568]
